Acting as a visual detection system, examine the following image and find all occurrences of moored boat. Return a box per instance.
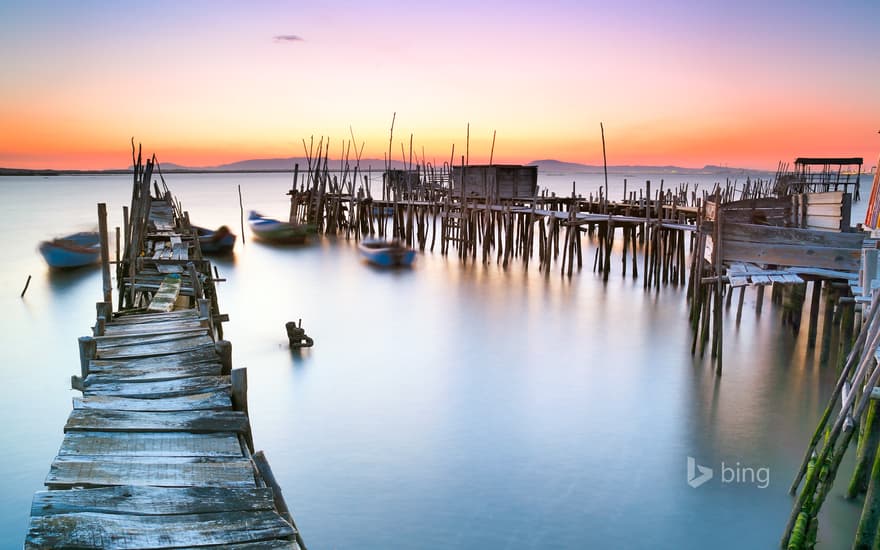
[358,238,416,267]
[38,231,101,269]
[248,211,314,244]
[194,225,236,254]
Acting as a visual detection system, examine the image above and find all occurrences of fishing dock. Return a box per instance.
[25,149,304,549]
[285,146,869,374]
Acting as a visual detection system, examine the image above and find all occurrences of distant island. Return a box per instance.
[0,157,774,176]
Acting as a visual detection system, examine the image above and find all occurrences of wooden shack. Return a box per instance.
[451,165,537,200]
[776,157,863,200]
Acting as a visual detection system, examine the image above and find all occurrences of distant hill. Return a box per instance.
[527,159,770,176]
[1,157,770,175]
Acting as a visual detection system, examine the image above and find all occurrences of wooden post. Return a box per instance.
[215,340,232,376]
[854,437,880,548]
[231,368,253,452]
[807,280,822,348]
[78,336,96,380]
[186,262,204,300]
[252,451,307,550]
[97,203,112,304]
[755,285,765,315]
[848,401,880,499]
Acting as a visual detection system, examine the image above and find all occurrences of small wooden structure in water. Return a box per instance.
[775,157,863,200]
[25,148,304,549]
[451,164,537,200]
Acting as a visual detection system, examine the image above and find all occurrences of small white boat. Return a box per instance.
[358,238,416,267]
[38,232,101,269]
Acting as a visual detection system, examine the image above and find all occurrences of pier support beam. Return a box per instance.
[215,340,232,376]
[78,336,96,380]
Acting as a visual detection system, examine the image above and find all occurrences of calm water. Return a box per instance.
[0,172,870,548]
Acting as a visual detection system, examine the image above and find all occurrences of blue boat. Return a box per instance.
[38,231,101,269]
[195,225,236,255]
[358,238,416,267]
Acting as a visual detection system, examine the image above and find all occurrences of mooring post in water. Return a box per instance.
[20,274,31,298]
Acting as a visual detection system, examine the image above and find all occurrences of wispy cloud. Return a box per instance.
[273,34,304,43]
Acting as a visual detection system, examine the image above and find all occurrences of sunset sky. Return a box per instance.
[1,1,878,170]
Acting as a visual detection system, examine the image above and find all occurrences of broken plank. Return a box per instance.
[58,431,243,457]
[30,486,275,516]
[64,409,249,434]
[45,456,258,489]
[147,275,183,313]
[73,391,232,412]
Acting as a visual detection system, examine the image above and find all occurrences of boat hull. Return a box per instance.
[195,225,236,254]
[39,241,100,268]
[358,240,416,267]
[38,232,101,269]
[248,212,313,244]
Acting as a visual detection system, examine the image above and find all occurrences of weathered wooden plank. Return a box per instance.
[58,432,243,457]
[806,203,844,217]
[147,275,183,313]
[64,409,249,434]
[96,329,209,350]
[722,240,861,271]
[718,221,864,249]
[45,456,257,489]
[83,375,231,398]
[805,215,843,231]
[25,511,293,549]
[73,391,232,412]
[103,319,207,336]
[175,541,298,549]
[110,309,199,325]
[804,191,845,205]
[31,486,275,517]
[84,361,222,384]
[728,276,749,288]
[751,275,771,285]
[96,335,215,359]
[90,344,218,372]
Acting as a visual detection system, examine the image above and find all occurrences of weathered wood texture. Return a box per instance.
[64,409,249,434]
[46,456,258,488]
[28,175,300,549]
[709,221,863,272]
[73,391,232,412]
[31,486,276,516]
[58,432,243,457]
[25,510,294,549]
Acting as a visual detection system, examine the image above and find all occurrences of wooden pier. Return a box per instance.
[25,149,304,549]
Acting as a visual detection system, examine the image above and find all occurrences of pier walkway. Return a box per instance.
[25,153,303,548]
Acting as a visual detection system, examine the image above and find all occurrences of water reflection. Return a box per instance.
[45,265,99,293]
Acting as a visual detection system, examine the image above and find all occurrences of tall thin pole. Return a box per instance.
[600,122,609,212]
[489,130,497,165]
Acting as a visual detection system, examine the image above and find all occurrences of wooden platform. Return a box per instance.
[26,177,302,548]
